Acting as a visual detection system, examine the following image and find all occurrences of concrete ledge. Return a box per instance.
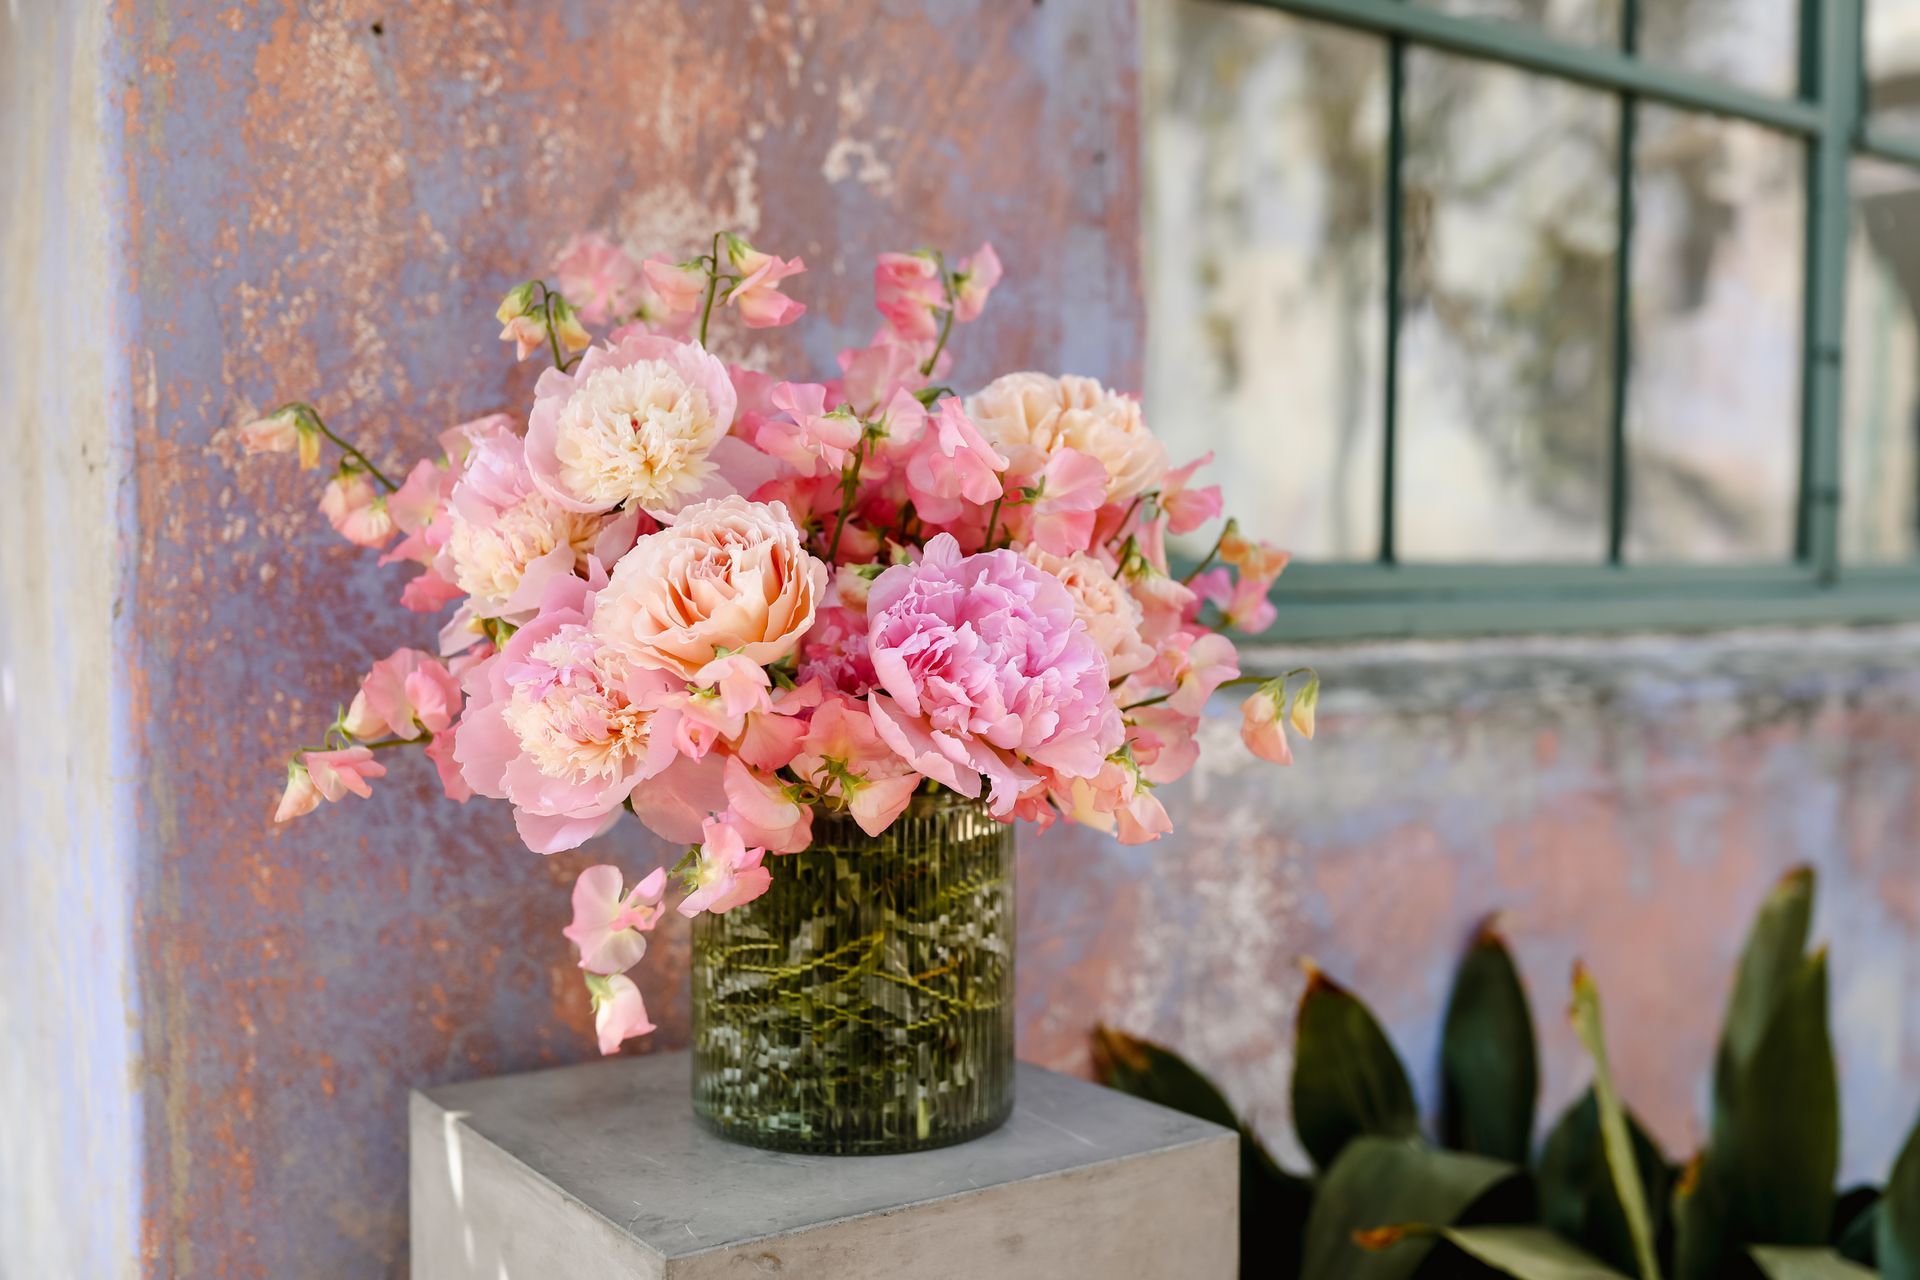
[411,1052,1238,1279]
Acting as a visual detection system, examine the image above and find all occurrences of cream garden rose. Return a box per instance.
[593,495,827,679]
[1023,545,1154,680]
[965,371,1168,503]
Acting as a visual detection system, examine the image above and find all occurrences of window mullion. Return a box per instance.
[1381,34,1407,565]
[1607,0,1640,565]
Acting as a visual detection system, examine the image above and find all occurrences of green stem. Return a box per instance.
[698,232,725,348]
[982,491,1005,548]
[1119,674,1266,713]
[918,254,956,377]
[1182,519,1235,585]
[1106,491,1152,549]
[826,436,869,563]
[294,404,397,491]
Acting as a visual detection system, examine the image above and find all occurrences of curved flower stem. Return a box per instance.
[918,254,956,377]
[1105,491,1152,549]
[698,232,725,348]
[1119,674,1266,713]
[294,403,398,491]
[982,492,1005,548]
[1182,519,1235,585]
[826,436,869,563]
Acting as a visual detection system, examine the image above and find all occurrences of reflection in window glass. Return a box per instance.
[1416,0,1618,47]
[1867,0,1920,135]
[1397,51,1617,562]
[1842,159,1920,562]
[1141,1,1387,561]
[1639,0,1797,97]
[1625,109,1803,562]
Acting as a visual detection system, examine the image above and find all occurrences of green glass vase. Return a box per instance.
[690,792,1015,1154]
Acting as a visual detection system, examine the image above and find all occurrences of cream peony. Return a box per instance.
[525,331,739,515]
[447,497,606,610]
[1022,545,1154,680]
[965,371,1168,503]
[593,496,827,680]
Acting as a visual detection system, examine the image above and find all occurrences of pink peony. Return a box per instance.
[594,496,826,680]
[552,232,643,326]
[965,372,1167,505]
[320,469,394,548]
[524,330,745,515]
[588,972,655,1055]
[678,815,772,917]
[864,534,1122,815]
[454,575,683,853]
[791,695,920,835]
[563,864,668,975]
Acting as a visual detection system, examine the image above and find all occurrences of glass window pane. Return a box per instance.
[1867,1,1920,135]
[1623,109,1803,562]
[1842,158,1920,563]
[1142,1,1387,561]
[1415,0,1619,47]
[1639,0,1798,97]
[1397,51,1618,562]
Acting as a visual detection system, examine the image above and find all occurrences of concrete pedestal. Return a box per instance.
[410,1052,1237,1279]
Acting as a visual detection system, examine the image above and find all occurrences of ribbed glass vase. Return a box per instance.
[690,792,1015,1154]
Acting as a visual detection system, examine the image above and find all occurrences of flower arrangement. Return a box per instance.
[242,229,1316,1055]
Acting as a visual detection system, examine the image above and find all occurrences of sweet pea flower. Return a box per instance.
[723,234,807,328]
[678,815,773,917]
[552,232,643,326]
[1240,681,1293,765]
[694,652,774,719]
[400,570,465,613]
[721,755,813,853]
[563,864,668,975]
[865,534,1123,815]
[1290,673,1319,739]
[838,327,943,416]
[587,972,655,1055]
[1057,754,1170,845]
[345,648,462,740]
[239,406,321,469]
[951,243,1002,323]
[1161,630,1241,717]
[320,468,394,548]
[302,747,387,803]
[791,695,920,836]
[1126,703,1202,784]
[423,727,472,802]
[732,678,822,772]
[1220,526,1292,583]
[1159,453,1224,536]
[753,381,862,477]
[273,760,321,822]
[1195,567,1278,635]
[638,257,708,333]
[873,251,946,341]
[499,311,549,362]
[901,397,1007,524]
[1021,446,1108,556]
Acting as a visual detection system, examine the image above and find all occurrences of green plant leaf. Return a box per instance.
[1879,1103,1920,1279]
[1442,920,1540,1164]
[1302,1136,1522,1280]
[1570,965,1664,1280]
[1293,965,1419,1170]
[1714,949,1839,1247]
[1433,1224,1637,1279]
[1090,1025,1310,1275]
[1673,1154,1737,1280]
[1748,1245,1878,1279]
[1831,1186,1880,1268]
[1539,1090,1674,1275]
[1717,868,1815,1112]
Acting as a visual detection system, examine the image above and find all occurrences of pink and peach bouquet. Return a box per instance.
[241,230,1316,1054]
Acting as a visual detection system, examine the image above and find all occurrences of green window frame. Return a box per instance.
[1222,0,1920,641]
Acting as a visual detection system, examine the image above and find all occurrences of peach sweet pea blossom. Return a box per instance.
[563,864,668,976]
[320,469,394,548]
[525,331,745,515]
[873,251,946,341]
[791,695,920,835]
[965,372,1167,504]
[723,234,807,329]
[273,761,322,823]
[594,496,826,680]
[343,648,462,741]
[240,406,321,469]
[1240,683,1293,765]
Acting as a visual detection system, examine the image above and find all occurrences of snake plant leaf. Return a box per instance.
[1748,1246,1879,1279]
[1442,920,1540,1164]
[1836,1196,1881,1269]
[1715,949,1839,1248]
[1090,1024,1310,1276]
[1570,965,1664,1280]
[1302,1136,1522,1280]
[1878,1103,1920,1279]
[1429,1224,1637,1279]
[1539,1090,1674,1276]
[1293,965,1419,1170]
[1674,1152,1745,1280]
[1717,868,1815,1109]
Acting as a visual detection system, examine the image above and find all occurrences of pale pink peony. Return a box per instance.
[1021,545,1153,680]
[320,469,394,548]
[965,372,1167,504]
[525,331,743,515]
[1240,683,1293,765]
[865,534,1122,815]
[589,972,655,1055]
[594,496,826,680]
[791,695,920,835]
[678,815,772,917]
[563,864,668,975]
[344,648,461,741]
[552,232,643,326]
[454,575,682,853]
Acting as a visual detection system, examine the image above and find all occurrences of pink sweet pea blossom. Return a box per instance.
[1022,446,1108,556]
[1162,631,1242,717]
[865,534,1122,815]
[344,648,462,740]
[1159,453,1224,536]
[873,251,945,341]
[678,815,773,917]
[401,570,465,613]
[733,678,822,772]
[1195,567,1278,635]
[752,382,862,477]
[302,747,387,803]
[423,727,472,802]
[320,469,394,549]
[588,972,655,1055]
[791,695,921,835]
[637,257,707,335]
[552,232,643,326]
[723,234,807,328]
[273,761,321,822]
[694,653,774,719]
[901,398,1006,524]
[952,243,1002,323]
[563,864,668,975]
[721,755,813,853]
[838,327,942,416]
[1239,682,1293,765]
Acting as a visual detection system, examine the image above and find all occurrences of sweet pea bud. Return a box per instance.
[548,295,591,353]
[721,231,764,274]
[495,281,539,324]
[1288,673,1319,740]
